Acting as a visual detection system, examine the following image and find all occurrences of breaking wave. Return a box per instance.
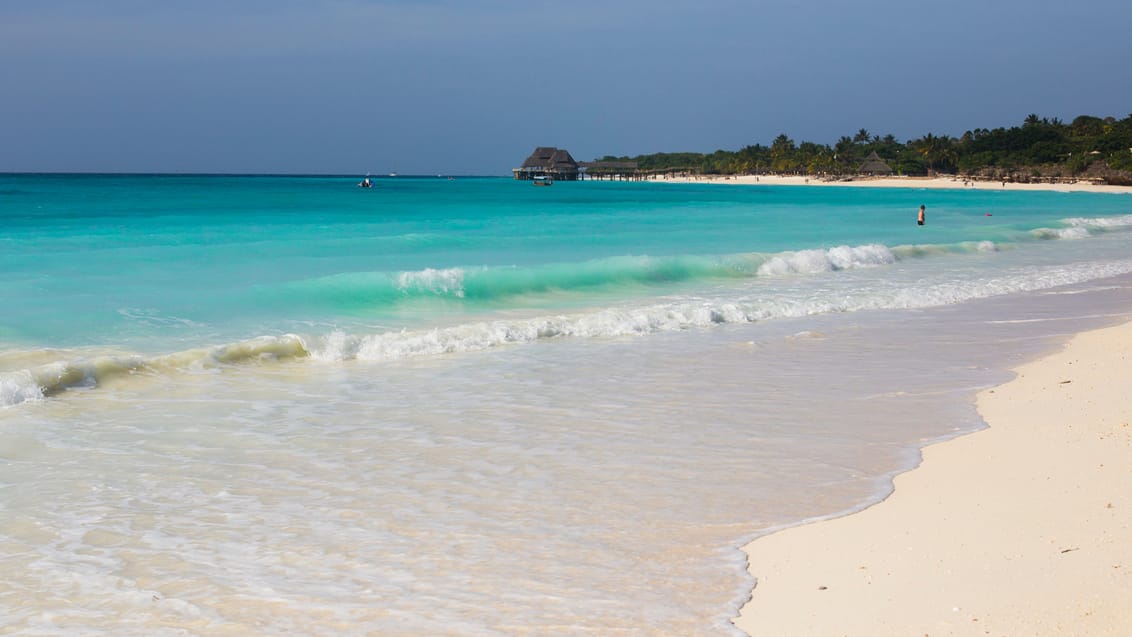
[1032,226,1090,240]
[1030,214,1132,241]
[1,336,308,408]
[7,256,1132,407]
[1062,214,1132,229]
[274,240,1016,312]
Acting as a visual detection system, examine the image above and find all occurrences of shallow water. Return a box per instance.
[2,175,1131,634]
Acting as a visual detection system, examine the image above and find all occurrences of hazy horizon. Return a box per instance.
[3,0,1130,175]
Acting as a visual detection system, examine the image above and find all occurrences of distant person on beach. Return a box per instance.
[917,204,926,226]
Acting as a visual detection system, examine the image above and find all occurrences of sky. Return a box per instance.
[2,0,1130,175]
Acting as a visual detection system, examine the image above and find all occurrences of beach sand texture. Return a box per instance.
[735,320,1132,637]
[670,174,1132,195]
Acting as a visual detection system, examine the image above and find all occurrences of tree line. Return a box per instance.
[596,114,1132,185]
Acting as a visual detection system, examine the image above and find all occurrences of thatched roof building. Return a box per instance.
[578,160,641,180]
[858,151,892,175]
[513,147,580,180]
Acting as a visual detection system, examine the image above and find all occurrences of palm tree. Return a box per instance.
[913,134,959,175]
[770,134,796,172]
[937,137,959,173]
[913,133,945,175]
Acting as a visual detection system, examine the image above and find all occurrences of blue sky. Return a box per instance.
[2,0,1130,175]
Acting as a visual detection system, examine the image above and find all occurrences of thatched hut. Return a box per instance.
[513,147,580,181]
[858,151,893,175]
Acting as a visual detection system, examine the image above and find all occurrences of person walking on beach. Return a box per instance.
[917,204,926,226]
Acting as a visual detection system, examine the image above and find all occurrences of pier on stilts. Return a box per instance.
[514,147,700,182]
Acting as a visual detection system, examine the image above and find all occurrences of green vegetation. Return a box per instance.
[597,114,1132,185]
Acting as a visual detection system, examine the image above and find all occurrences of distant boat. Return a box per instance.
[533,176,553,186]
[389,172,398,178]
[358,176,372,188]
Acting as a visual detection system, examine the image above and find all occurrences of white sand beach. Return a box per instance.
[734,320,1132,636]
[668,174,1132,194]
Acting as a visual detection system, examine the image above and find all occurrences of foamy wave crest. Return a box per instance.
[336,305,769,361]
[1062,214,1132,229]
[11,258,1132,405]
[296,304,781,363]
[310,258,1132,363]
[77,255,1132,377]
[0,355,148,406]
[756,244,895,276]
[285,247,901,310]
[0,336,310,407]
[184,334,308,367]
[302,330,365,362]
[1031,226,1090,240]
[891,241,1000,260]
[1030,215,1132,241]
[1,371,45,406]
[396,267,467,297]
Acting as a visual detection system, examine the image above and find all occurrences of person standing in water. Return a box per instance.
[917,204,926,226]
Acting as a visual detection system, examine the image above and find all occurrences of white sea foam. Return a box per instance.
[327,257,1132,363]
[1062,214,1132,229]
[1026,215,1132,241]
[7,256,1132,407]
[303,329,361,362]
[0,337,309,407]
[396,267,467,297]
[1032,226,1091,240]
[1,371,44,406]
[756,244,895,277]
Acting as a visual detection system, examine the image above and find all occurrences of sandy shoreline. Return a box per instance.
[733,319,1132,636]
[665,174,1132,194]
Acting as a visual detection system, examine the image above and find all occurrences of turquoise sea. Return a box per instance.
[3,174,1132,635]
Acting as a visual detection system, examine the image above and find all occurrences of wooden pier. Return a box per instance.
[514,147,674,181]
[578,161,644,181]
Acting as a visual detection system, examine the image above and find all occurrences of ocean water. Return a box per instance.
[2,174,1132,635]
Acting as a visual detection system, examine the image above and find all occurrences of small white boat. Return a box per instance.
[533,176,553,186]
